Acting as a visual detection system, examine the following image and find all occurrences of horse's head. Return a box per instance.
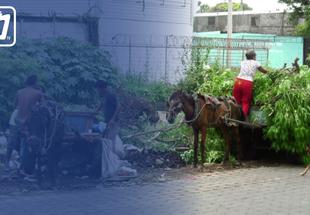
[166,90,186,124]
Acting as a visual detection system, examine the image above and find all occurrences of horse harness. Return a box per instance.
[189,94,239,127]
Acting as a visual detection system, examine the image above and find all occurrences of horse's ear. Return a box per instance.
[205,96,213,105]
[176,89,183,95]
[166,101,170,107]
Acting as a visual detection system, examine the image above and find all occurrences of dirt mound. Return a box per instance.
[116,89,159,128]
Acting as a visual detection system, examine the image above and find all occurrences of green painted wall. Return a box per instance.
[194,32,304,68]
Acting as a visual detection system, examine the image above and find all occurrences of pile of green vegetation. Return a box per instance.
[254,67,310,163]
[192,64,310,163]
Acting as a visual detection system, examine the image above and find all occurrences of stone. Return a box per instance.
[155,158,164,166]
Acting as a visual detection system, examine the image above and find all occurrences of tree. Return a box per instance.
[209,2,252,12]
[197,1,210,13]
[279,0,309,18]
[279,0,310,36]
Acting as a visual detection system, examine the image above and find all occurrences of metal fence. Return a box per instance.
[100,35,271,83]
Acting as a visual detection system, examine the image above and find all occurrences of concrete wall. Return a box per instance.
[2,0,100,43]
[194,12,295,36]
[98,0,195,82]
[2,0,99,16]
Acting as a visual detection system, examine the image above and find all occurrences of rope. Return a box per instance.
[123,121,183,140]
[41,103,63,154]
[123,98,208,140]
[223,116,264,128]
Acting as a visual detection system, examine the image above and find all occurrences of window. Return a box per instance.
[208,17,216,26]
[251,16,259,27]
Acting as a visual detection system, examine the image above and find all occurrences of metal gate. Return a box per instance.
[304,38,310,65]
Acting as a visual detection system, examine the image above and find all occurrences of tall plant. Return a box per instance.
[178,46,210,92]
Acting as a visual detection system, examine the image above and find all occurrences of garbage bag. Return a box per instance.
[101,138,121,178]
[113,135,125,159]
[101,138,137,179]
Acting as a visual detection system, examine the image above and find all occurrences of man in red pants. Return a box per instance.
[233,50,268,121]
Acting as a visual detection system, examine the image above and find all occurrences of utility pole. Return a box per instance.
[227,0,233,67]
[240,0,243,11]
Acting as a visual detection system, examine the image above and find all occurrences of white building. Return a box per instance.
[194,10,295,35]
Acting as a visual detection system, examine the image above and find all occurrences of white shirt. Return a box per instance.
[237,60,261,82]
[9,109,18,126]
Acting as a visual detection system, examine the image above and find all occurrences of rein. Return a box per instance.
[31,102,63,154]
[182,93,217,125]
[43,105,62,153]
[182,101,207,124]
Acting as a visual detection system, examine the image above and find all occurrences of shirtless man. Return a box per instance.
[5,75,43,170]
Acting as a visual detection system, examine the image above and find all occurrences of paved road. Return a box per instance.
[0,166,309,215]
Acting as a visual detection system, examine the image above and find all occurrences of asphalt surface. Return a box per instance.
[0,165,309,215]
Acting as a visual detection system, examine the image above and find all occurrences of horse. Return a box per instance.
[166,90,243,167]
[22,100,64,184]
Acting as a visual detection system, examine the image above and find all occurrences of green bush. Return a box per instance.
[120,75,173,103]
[0,38,116,128]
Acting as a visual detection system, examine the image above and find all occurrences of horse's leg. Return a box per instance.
[47,146,58,186]
[200,127,207,166]
[36,154,42,185]
[193,127,199,168]
[221,126,231,164]
[234,126,243,162]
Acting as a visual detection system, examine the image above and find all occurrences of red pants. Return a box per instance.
[233,78,253,117]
